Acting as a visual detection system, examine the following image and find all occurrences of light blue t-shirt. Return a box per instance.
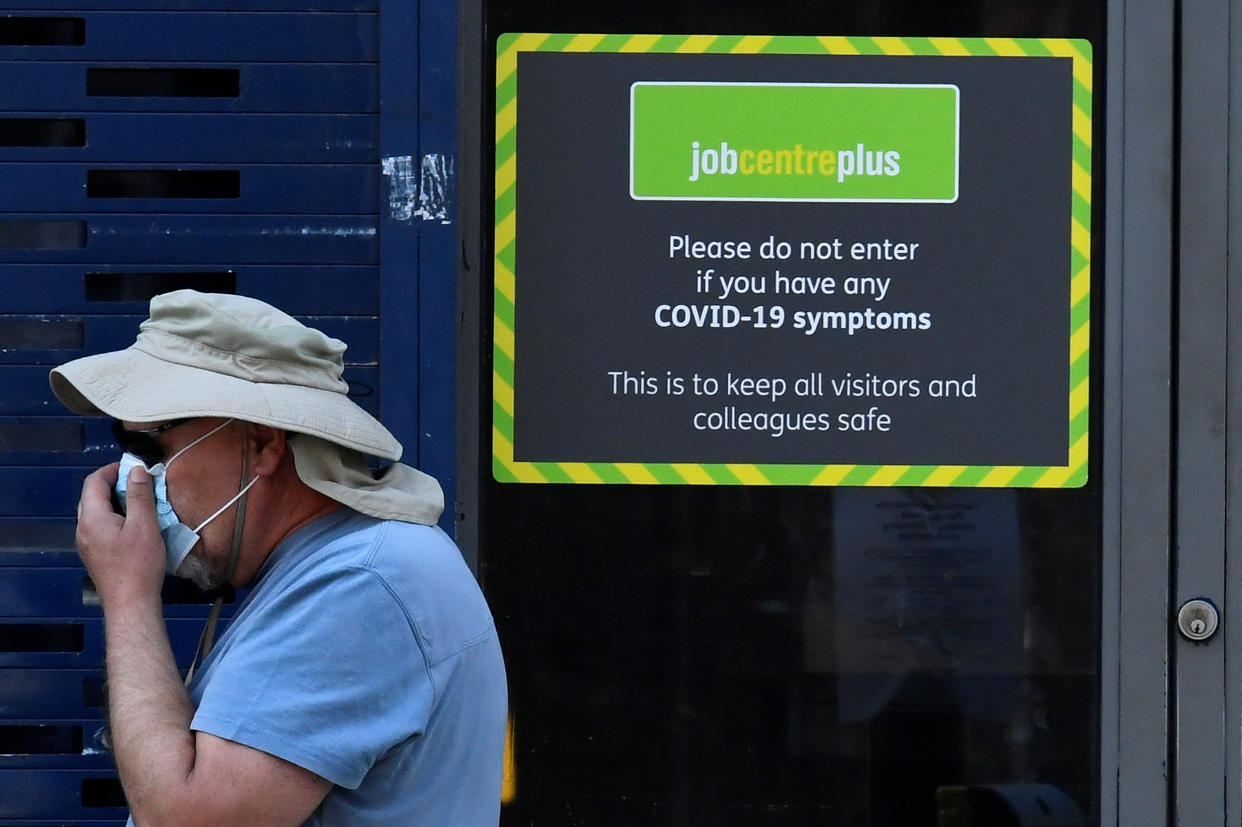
[173,509,506,824]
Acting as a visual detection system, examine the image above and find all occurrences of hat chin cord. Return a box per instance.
[185,430,253,686]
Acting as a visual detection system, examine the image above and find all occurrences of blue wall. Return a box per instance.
[0,1,458,819]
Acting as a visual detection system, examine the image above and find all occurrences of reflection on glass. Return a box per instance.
[484,483,1098,825]
[479,3,1102,825]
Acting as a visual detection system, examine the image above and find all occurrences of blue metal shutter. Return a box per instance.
[0,0,457,820]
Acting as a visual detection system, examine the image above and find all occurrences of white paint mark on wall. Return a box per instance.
[381,155,417,221]
[255,225,376,237]
[415,153,455,224]
[382,153,455,224]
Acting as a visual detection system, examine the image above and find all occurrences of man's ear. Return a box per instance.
[247,424,288,476]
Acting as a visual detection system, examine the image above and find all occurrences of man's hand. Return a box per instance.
[76,463,166,607]
[78,462,333,825]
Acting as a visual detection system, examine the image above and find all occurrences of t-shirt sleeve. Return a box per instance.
[189,563,432,788]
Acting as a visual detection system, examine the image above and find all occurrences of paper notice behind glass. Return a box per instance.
[818,488,1022,721]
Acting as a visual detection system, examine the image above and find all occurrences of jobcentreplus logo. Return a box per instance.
[688,140,901,183]
[630,82,959,202]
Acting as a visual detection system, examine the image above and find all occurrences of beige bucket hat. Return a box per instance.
[49,290,443,526]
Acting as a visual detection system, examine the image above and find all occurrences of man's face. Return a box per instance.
[117,416,248,589]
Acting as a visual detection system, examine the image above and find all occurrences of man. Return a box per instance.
[50,290,507,825]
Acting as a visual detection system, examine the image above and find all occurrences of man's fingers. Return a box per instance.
[75,461,165,604]
[78,463,121,521]
[75,464,125,567]
[119,466,165,553]
[122,465,156,522]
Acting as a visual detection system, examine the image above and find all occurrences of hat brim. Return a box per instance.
[50,346,402,460]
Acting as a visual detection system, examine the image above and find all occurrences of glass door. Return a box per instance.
[455,0,1190,823]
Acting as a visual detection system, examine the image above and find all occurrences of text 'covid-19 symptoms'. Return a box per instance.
[656,232,932,336]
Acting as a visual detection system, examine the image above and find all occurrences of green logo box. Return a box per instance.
[630,82,960,202]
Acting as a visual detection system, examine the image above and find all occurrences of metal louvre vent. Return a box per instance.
[0,1,393,820]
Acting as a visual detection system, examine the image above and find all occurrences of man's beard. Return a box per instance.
[175,549,226,591]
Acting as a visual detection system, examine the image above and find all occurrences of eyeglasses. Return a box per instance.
[111,418,194,466]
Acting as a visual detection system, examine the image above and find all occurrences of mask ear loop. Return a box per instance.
[185,427,255,686]
[164,418,234,471]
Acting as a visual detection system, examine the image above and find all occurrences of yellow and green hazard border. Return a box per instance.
[493,33,1092,488]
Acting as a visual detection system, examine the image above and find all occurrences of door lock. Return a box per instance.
[1177,598,1220,643]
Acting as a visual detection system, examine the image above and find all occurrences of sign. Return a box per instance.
[494,34,1092,487]
[631,82,959,202]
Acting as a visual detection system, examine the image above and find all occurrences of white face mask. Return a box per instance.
[114,419,258,576]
